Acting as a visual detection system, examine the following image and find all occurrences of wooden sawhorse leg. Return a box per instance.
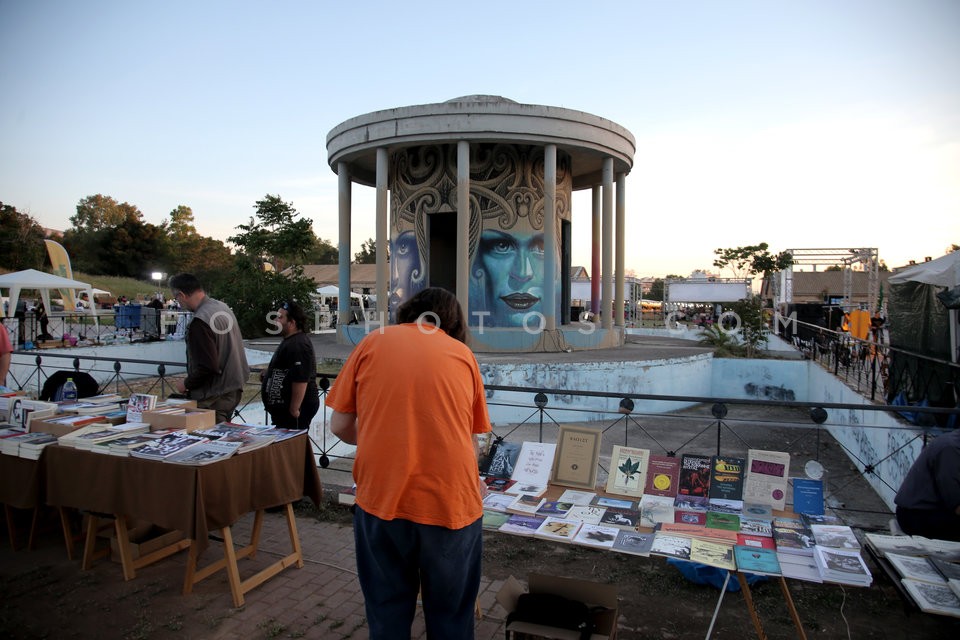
[736,573,807,640]
[183,503,305,607]
[81,513,189,581]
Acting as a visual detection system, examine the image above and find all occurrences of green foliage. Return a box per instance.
[647,278,664,302]
[0,202,47,270]
[228,195,316,272]
[727,295,768,357]
[354,237,377,264]
[71,194,142,232]
[303,236,339,264]
[697,323,744,357]
[212,257,317,337]
[713,243,793,279]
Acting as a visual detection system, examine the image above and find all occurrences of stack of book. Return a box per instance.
[165,439,243,465]
[1,432,55,457]
[129,432,209,461]
[17,433,58,459]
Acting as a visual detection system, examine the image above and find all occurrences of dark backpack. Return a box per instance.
[506,592,597,640]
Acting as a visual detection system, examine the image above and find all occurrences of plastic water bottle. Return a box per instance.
[63,377,78,402]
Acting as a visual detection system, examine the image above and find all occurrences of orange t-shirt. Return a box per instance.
[325,323,491,529]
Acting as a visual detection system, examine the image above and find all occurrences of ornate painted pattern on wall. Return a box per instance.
[389,143,572,326]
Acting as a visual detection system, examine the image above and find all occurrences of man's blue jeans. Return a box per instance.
[353,506,483,639]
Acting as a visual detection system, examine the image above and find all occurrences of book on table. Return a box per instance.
[564,505,606,525]
[605,445,650,498]
[885,552,947,584]
[737,533,776,550]
[659,521,738,544]
[734,545,782,577]
[650,533,693,560]
[165,439,242,465]
[777,552,823,582]
[643,454,681,498]
[742,449,790,510]
[482,510,511,531]
[56,424,117,448]
[129,432,209,460]
[674,509,707,526]
[573,523,621,549]
[508,441,557,492]
[705,510,740,533]
[772,517,816,555]
[505,494,545,515]
[217,430,276,453]
[535,501,574,518]
[739,514,773,537]
[66,427,132,450]
[689,538,736,571]
[611,530,656,557]
[498,513,545,536]
[791,477,825,515]
[125,393,158,423]
[482,493,517,513]
[2,432,55,456]
[900,579,960,618]
[479,440,521,479]
[555,488,597,506]
[639,494,676,528]
[533,516,582,543]
[813,546,872,586]
[104,433,162,456]
[676,453,712,509]
[17,433,58,459]
[483,477,517,493]
[598,507,641,531]
[707,455,745,512]
[810,524,860,551]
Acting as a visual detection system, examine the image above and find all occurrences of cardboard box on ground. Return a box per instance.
[497,573,619,640]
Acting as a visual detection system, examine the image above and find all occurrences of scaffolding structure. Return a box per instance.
[775,248,880,312]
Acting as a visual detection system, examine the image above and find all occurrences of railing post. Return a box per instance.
[618,398,634,446]
[711,403,727,456]
[113,361,122,394]
[534,393,548,443]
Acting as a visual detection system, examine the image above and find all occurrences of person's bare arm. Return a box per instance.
[330,410,358,444]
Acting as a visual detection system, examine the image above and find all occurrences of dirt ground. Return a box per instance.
[3,405,960,638]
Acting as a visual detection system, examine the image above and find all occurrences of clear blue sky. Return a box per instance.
[2,0,957,278]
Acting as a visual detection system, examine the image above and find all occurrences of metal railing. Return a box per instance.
[6,348,959,525]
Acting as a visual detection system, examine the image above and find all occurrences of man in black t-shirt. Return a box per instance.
[261,301,319,429]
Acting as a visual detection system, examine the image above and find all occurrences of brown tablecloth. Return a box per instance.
[44,435,322,551]
[0,453,44,510]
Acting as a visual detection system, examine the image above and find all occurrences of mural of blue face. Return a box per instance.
[389,230,424,319]
[472,228,547,327]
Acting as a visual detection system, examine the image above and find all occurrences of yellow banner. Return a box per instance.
[44,239,76,305]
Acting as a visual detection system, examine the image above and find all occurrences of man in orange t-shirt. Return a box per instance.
[327,287,490,640]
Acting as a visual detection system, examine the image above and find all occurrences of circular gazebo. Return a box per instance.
[326,95,635,352]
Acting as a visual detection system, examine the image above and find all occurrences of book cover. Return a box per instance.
[483,477,517,493]
[707,455,745,510]
[739,515,773,537]
[125,393,158,423]
[498,513,545,536]
[677,454,712,506]
[660,521,738,544]
[772,517,815,555]
[505,494,545,515]
[650,533,692,560]
[737,533,777,550]
[565,505,607,525]
[735,545,782,576]
[480,440,521,479]
[777,552,824,582]
[129,433,208,460]
[792,477,825,515]
[535,501,574,518]
[742,502,774,519]
[510,441,557,489]
[555,489,597,506]
[887,553,947,584]
[533,516,582,543]
[675,509,707,526]
[930,557,960,581]
[901,579,960,618]
[690,538,736,571]
[644,455,681,498]
[551,424,601,489]
[482,493,516,513]
[599,507,641,531]
[705,511,740,532]
[639,494,676,527]
[166,439,242,465]
[504,481,548,498]
[742,449,790,510]
[810,524,860,550]
[573,523,621,549]
[813,546,872,586]
[611,530,656,557]
[591,495,635,510]
[605,445,650,498]
[481,510,511,531]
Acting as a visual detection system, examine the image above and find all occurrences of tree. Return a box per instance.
[0,202,47,270]
[213,257,318,337]
[354,237,377,264]
[70,194,142,232]
[713,243,793,280]
[647,278,665,302]
[162,205,233,279]
[304,236,339,264]
[228,195,316,272]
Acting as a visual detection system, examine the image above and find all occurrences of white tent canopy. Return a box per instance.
[888,251,960,288]
[0,269,99,319]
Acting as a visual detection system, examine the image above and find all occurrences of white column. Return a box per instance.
[543,144,558,331]
[375,148,389,325]
[457,141,470,317]
[615,172,626,327]
[337,161,352,329]
[601,158,614,329]
[591,185,601,317]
